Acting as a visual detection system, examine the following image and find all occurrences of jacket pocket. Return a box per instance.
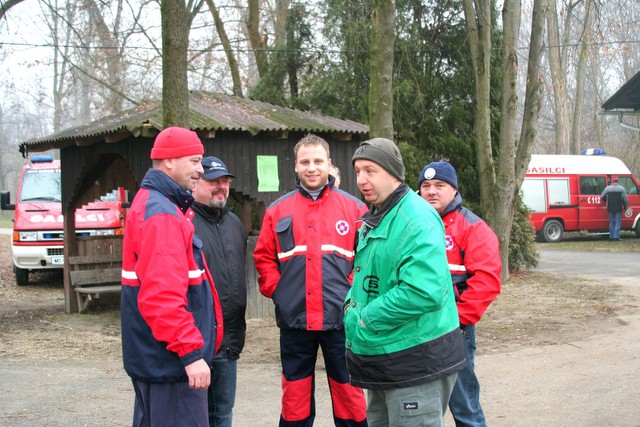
[275,216,295,253]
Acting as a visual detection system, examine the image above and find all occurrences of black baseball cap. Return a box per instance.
[201,156,235,180]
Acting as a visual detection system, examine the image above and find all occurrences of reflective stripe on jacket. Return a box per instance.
[440,193,502,326]
[121,169,223,383]
[254,178,368,330]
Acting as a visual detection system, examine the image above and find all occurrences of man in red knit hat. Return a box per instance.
[121,126,224,427]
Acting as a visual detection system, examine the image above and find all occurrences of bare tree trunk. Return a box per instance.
[162,0,190,128]
[465,0,546,279]
[463,0,493,208]
[206,0,244,97]
[84,0,125,114]
[494,0,521,221]
[368,0,395,140]
[246,0,268,78]
[273,0,291,46]
[546,0,570,154]
[571,0,593,155]
[48,1,77,132]
[515,0,546,185]
[492,0,522,280]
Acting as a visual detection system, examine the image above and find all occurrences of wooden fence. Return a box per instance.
[64,235,273,319]
[245,236,274,320]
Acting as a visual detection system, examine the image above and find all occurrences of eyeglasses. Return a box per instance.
[202,177,232,185]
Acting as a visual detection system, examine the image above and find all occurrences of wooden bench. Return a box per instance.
[68,255,122,313]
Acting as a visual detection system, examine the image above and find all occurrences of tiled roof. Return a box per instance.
[20,91,369,153]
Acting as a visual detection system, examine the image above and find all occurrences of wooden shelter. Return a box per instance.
[601,69,640,131]
[20,91,369,314]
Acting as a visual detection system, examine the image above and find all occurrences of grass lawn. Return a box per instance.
[0,213,13,229]
[535,230,639,253]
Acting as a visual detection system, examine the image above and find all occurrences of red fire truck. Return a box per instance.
[1,155,127,285]
[521,153,640,242]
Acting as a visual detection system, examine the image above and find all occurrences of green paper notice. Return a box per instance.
[257,155,279,192]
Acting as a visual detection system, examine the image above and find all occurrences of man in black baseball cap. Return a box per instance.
[201,156,236,181]
[193,155,248,426]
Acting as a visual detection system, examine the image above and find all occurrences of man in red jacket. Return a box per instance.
[254,134,368,427]
[418,161,501,427]
[121,127,224,427]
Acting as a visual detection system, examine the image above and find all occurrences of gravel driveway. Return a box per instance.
[1,239,638,426]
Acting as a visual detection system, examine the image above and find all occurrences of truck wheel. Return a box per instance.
[635,222,640,239]
[14,266,29,286]
[542,219,564,243]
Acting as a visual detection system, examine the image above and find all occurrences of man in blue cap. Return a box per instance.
[192,156,248,427]
[418,161,501,427]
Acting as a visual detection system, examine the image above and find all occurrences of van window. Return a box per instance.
[580,176,606,195]
[618,176,639,195]
[20,169,62,203]
[547,179,570,205]
[521,179,546,212]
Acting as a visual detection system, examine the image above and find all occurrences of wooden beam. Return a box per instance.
[73,135,104,147]
[267,130,289,139]
[331,132,352,141]
[242,196,252,235]
[197,130,216,139]
[63,204,79,314]
[104,130,131,143]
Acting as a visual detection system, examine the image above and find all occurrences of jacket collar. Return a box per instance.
[441,192,463,217]
[360,183,411,229]
[191,202,228,224]
[295,175,335,200]
[140,168,195,213]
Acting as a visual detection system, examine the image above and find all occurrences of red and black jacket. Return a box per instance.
[121,169,223,383]
[254,177,368,330]
[440,193,502,326]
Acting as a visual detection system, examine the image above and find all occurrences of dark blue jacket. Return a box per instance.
[121,169,223,383]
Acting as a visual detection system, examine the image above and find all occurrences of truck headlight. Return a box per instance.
[19,231,38,241]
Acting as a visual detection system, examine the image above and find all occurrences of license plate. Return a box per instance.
[51,256,64,265]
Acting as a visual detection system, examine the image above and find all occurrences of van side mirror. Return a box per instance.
[1,191,15,210]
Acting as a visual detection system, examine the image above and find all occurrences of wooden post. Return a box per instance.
[63,203,79,313]
[242,196,252,235]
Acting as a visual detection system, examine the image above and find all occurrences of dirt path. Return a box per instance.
[1,233,639,426]
[477,275,640,426]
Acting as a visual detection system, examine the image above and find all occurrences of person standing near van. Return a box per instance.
[600,176,628,240]
[418,161,501,427]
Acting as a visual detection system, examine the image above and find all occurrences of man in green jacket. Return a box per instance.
[345,137,466,427]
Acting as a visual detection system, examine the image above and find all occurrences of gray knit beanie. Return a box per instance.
[352,138,405,181]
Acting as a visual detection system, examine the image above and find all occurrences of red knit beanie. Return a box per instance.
[150,127,204,160]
